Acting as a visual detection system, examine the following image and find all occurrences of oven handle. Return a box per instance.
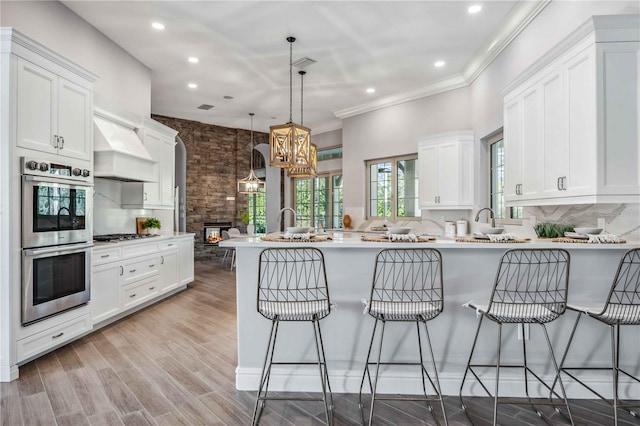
[24,175,93,187]
[24,242,94,257]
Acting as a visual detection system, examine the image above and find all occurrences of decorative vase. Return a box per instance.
[343,214,351,229]
[246,223,255,235]
[148,228,159,235]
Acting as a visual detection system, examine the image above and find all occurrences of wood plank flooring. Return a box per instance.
[1,261,637,425]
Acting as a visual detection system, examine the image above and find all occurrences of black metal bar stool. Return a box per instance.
[459,248,574,426]
[358,248,447,426]
[251,247,333,426]
[554,248,640,425]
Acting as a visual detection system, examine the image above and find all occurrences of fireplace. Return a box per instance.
[203,222,232,245]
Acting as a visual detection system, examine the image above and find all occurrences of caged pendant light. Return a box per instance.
[237,113,266,194]
[269,36,312,169]
[288,70,317,178]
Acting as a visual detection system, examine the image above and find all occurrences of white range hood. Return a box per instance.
[93,108,157,182]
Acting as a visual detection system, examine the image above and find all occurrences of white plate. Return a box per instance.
[286,227,311,234]
[388,227,411,234]
[574,227,602,235]
[479,227,505,235]
[564,232,589,240]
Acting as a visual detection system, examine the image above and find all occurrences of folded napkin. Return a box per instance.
[386,232,418,242]
[587,232,620,244]
[283,232,311,240]
[487,232,518,242]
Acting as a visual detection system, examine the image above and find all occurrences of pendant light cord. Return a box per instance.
[289,39,293,123]
[300,71,304,125]
[249,113,254,170]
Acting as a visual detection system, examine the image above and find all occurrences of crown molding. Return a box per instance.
[333,1,551,121]
[1,27,99,83]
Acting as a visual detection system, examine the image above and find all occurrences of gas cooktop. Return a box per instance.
[94,233,160,243]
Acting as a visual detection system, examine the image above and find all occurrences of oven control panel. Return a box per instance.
[22,157,92,183]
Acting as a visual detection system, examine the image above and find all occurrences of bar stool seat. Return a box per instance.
[459,248,575,426]
[359,248,447,426]
[252,247,333,426]
[555,248,640,425]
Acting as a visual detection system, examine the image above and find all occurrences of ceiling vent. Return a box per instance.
[292,57,317,69]
[197,104,214,110]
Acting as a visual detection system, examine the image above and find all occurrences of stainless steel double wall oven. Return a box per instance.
[21,156,93,325]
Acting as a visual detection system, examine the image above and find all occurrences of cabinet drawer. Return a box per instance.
[92,247,122,265]
[16,313,91,362]
[122,241,159,258]
[121,276,160,310]
[123,254,159,284]
[159,240,178,251]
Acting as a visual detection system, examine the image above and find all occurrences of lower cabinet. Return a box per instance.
[16,313,92,362]
[91,235,194,325]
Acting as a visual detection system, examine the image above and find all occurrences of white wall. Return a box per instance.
[342,87,472,226]
[0,0,151,117]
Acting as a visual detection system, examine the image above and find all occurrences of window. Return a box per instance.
[366,155,419,221]
[293,172,343,229]
[317,146,342,161]
[488,133,522,221]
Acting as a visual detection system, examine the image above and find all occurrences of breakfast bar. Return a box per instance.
[222,233,639,399]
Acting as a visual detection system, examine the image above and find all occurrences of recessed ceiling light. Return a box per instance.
[468,5,482,14]
[270,116,277,120]
[366,88,375,94]
[188,57,199,63]
[434,60,446,68]
[188,83,197,89]
[223,95,234,100]
[151,22,165,30]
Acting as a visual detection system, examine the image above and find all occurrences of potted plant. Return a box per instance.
[533,222,574,238]
[238,209,254,235]
[142,217,162,235]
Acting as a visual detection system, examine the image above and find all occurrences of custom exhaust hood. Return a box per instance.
[93,105,157,182]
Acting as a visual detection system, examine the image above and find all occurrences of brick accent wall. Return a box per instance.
[152,114,267,260]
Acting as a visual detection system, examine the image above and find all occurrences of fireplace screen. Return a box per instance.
[203,222,232,245]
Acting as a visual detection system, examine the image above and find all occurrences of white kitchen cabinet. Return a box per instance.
[160,250,179,293]
[418,131,474,210]
[178,236,195,286]
[16,57,92,162]
[91,261,122,324]
[503,16,639,206]
[121,120,177,209]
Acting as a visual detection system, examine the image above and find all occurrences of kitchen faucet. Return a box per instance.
[277,207,297,232]
[474,207,496,228]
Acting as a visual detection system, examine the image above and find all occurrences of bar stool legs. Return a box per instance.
[358,318,447,426]
[251,317,333,426]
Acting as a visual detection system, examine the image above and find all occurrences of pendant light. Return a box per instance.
[269,36,312,169]
[288,70,317,178]
[237,113,266,194]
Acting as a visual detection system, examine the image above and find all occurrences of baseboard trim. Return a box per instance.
[0,364,19,382]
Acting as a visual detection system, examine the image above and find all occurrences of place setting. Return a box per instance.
[553,227,626,244]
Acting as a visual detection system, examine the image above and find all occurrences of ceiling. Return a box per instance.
[62,1,543,133]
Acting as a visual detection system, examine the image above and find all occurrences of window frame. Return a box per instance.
[291,170,343,229]
[485,129,523,225]
[365,154,420,222]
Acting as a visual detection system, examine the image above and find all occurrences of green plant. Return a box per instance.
[142,217,161,230]
[237,210,250,224]
[534,222,574,238]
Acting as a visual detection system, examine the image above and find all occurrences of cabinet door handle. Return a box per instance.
[59,136,64,149]
[557,177,562,190]
[515,184,520,195]
[161,256,164,265]
[149,286,155,291]
[167,243,174,247]
[120,266,123,276]
[54,135,59,148]
[148,264,155,268]
[101,254,110,258]
[129,269,137,273]
[144,192,148,201]
[130,294,136,298]
[562,176,567,190]
[51,332,64,339]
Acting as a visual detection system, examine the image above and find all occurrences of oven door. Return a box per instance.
[22,242,92,325]
[22,175,93,248]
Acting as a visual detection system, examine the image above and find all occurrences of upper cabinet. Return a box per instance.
[503,16,639,206]
[121,119,177,209]
[418,131,474,210]
[15,54,94,163]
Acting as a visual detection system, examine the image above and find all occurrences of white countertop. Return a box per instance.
[93,232,195,249]
[220,232,638,250]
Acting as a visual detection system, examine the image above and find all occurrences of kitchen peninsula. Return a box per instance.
[221,233,639,399]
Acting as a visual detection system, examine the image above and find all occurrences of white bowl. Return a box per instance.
[574,227,602,235]
[388,227,412,234]
[480,227,505,235]
[286,227,311,234]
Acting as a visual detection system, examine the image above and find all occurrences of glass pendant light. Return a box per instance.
[237,113,265,194]
[288,70,317,178]
[269,36,312,169]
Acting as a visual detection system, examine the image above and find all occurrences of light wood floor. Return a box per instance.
[1,261,637,425]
